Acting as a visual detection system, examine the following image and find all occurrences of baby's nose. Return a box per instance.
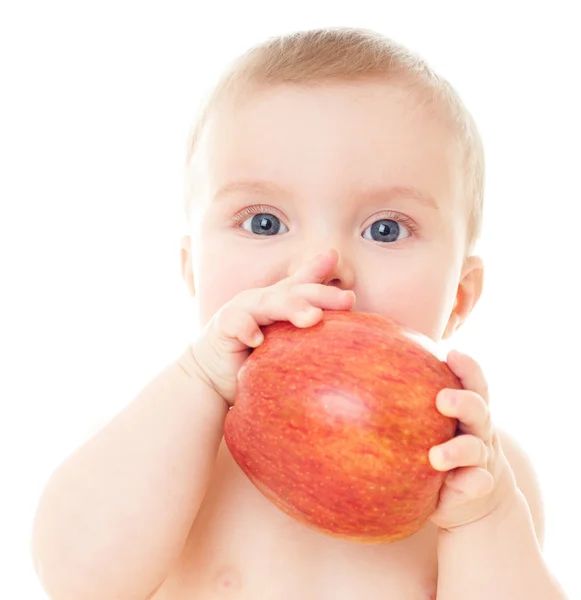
[322,274,344,288]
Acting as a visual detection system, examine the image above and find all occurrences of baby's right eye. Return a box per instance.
[239,212,289,236]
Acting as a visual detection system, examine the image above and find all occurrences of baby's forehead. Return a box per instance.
[209,82,458,154]
[204,84,462,183]
[191,78,458,168]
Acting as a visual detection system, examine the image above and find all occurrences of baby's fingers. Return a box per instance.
[436,389,492,442]
[253,283,355,329]
[442,467,494,498]
[429,434,488,471]
[447,350,490,403]
[289,249,340,285]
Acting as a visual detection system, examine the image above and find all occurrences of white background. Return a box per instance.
[1,1,579,598]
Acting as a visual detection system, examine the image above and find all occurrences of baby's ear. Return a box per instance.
[443,255,484,338]
[180,235,196,298]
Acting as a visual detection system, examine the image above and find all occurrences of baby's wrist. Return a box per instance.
[175,345,230,409]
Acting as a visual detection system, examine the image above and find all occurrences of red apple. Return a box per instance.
[223,310,461,543]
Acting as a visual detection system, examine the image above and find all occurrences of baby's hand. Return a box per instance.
[428,351,519,531]
[189,249,355,406]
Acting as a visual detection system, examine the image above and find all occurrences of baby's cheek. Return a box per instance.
[398,285,452,338]
[362,263,456,341]
[196,247,273,325]
[198,270,246,325]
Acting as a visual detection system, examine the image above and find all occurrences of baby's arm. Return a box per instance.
[430,353,567,599]
[31,250,353,600]
[31,347,227,600]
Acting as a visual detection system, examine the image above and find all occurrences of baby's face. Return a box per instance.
[182,81,481,341]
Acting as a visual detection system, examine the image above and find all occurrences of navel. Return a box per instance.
[422,578,437,600]
[214,567,242,594]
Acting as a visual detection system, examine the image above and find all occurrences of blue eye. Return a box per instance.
[362,219,411,243]
[240,213,289,236]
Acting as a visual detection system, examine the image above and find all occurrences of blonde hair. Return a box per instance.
[184,27,485,255]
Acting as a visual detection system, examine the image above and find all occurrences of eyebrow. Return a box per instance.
[357,185,439,211]
[214,180,292,202]
[213,180,439,210]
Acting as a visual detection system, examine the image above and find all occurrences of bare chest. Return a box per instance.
[156,440,438,600]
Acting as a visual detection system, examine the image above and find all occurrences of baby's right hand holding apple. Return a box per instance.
[186,250,355,406]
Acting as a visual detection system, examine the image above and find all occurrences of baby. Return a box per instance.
[31,27,567,600]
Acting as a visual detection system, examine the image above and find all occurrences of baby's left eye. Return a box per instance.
[362,219,411,243]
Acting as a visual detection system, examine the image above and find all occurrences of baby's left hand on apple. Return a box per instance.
[428,350,520,531]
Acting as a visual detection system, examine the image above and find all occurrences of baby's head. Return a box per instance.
[181,27,485,342]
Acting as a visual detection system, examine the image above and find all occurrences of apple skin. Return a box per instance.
[223,310,461,543]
